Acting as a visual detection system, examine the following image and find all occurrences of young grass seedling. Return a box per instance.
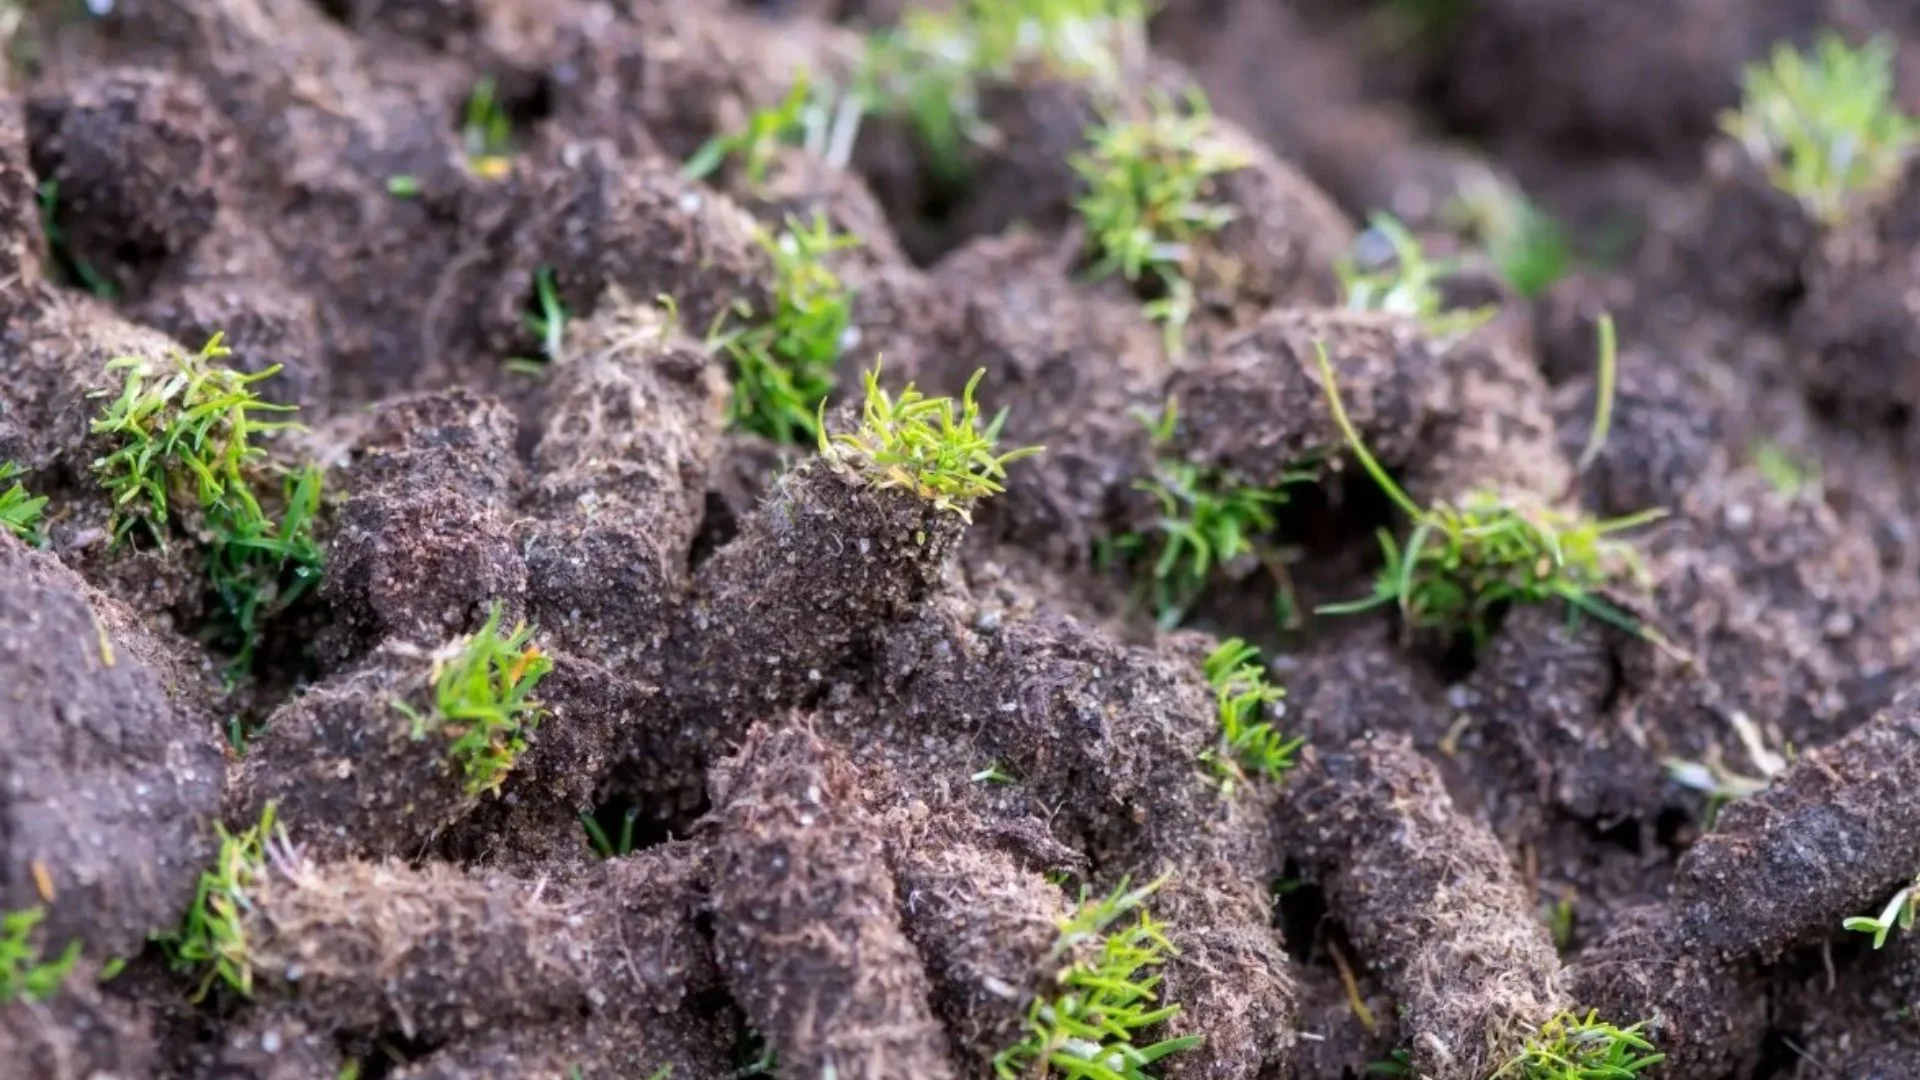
[580,806,640,860]
[1073,89,1245,353]
[0,907,82,1004]
[154,803,277,1001]
[36,179,117,299]
[1338,212,1493,342]
[462,76,514,179]
[0,461,48,545]
[1443,184,1573,300]
[90,334,327,674]
[507,265,568,372]
[1721,31,1920,223]
[818,362,1042,521]
[394,604,553,798]
[713,215,858,443]
[1492,1010,1664,1079]
[1311,323,1666,651]
[1106,398,1310,628]
[1663,708,1789,828]
[1201,638,1302,795]
[685,71,867,186]
[994,875,1202,1079]
[1844,872,1920,949]
[862,0,1147,181]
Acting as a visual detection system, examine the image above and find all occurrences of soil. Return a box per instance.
[4,1,1920,1078]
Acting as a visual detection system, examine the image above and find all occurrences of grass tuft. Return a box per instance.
[818,362,1041,521]
[861,0,1145,180]
[714,215,859,443]
[0,907,82,1004]
[462,76,514,179]
[1073,89,1244,352]
[90,333,326,673]
[1845,873,1920,949]
[1492,1010,1664,1079]
[995,875,1201,1080]
[394,604,553,798]
[1105,399,1309,628]
[0,461,49,545]
[1443,186,1573,300]
[154,803,277,1002]
[1311,324,1665,650]
[1339,212,1493,341]
[1201,638,1302,794]
[1721,31,1920,223]
[684,71,866,185]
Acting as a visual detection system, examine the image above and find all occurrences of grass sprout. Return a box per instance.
[1443,182,1573,299]
[154,803,277,1001]
[713,215,858,443]
[0,907,82,1004]
[90,333,326,673]
[1721,31,1920,223]
[0,462,48,545]
[994,875,1202,1080]
[1492,1011,1664,1079]
[1073,89,1244,352]
[1201,638,1302,794]
[581,806,640,860]
[684,71,866,185]
[394,604,552,798]
[508,265,568,372]
[1311,326,1665,650]
[1339,212,1493,341]
[1106,399,1309,628]
[818,362,1041,521]
[862,0,1146,180]
[1846,873,1920,949]
[462,76,514,179]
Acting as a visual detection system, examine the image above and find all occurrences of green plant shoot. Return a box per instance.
[0,462,49,545]
[0,907,82,1004]
[715,215,858,443]
[1311,324,1665,650]
[994,875,1202,1080]
[394,604,553,798]
[1073,89,1244,352]
[154,803,277,1001]
[818,362,1042,520]
[1721,31,1920,223]
[1492,1010,1665,1079]
[1338,212,1493,341]
[1844,873,1920,949]
[1202,638,1302,794]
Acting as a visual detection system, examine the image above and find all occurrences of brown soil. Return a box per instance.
[5,1,1920,1078]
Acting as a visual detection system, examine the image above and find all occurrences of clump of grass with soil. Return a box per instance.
[712,215,858,444]
[0,461,49,545]
[1072,89,1245,352]
[393,604,553,798]
[1105,399,1309,628]
[818,363,1042,520]
[863,0,1145,179]
[1201,638,1302,795]
[0,906,82,1004]
[1492,1011,1664,1079]
[90,333,326,673]
[1721,31,1920,223]
[684,71,865,186]
[1844,872,1919,948]
[154,803,277,1002]
[995,876,1201,1079]
[1312,322,1666,649]
[1339,212,1493,341]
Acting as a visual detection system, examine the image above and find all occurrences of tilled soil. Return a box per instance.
[6,1,1920,1078]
